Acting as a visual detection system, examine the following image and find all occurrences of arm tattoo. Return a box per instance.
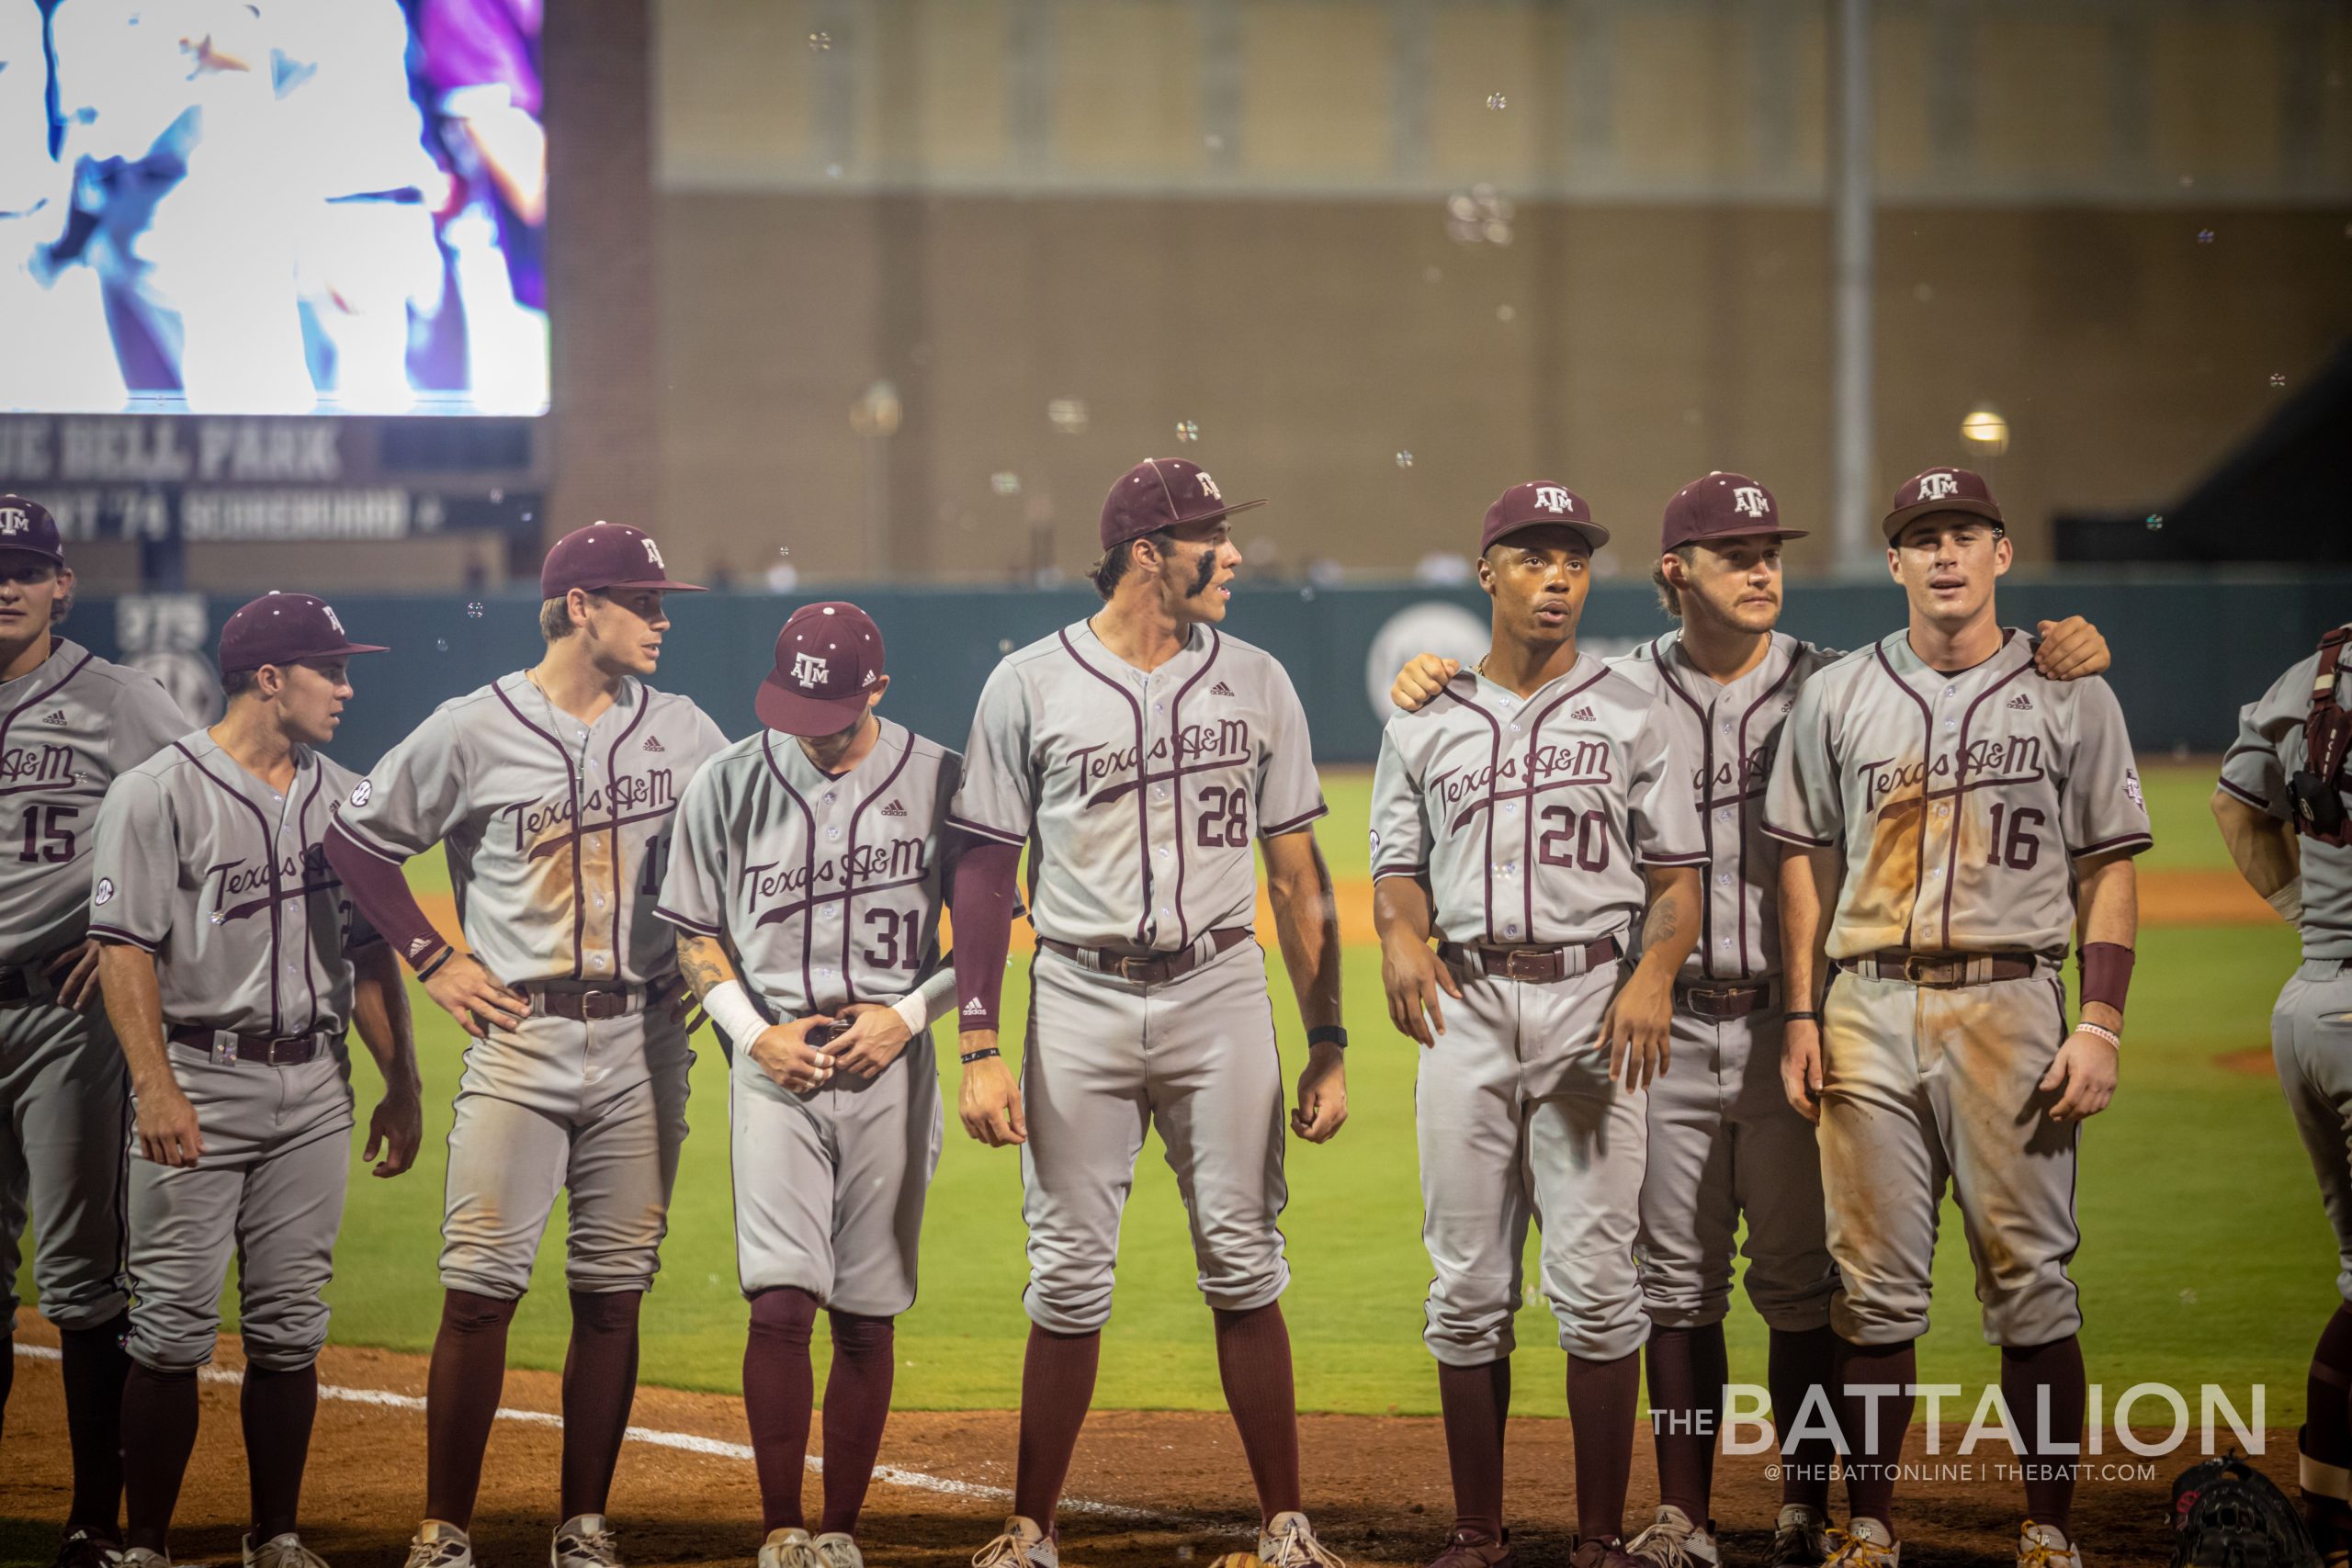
[675,931,735,1000]
[1643,885,1684,948]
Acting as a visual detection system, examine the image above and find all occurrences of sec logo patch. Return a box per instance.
[94,877,115,906]
[349,780,372,807]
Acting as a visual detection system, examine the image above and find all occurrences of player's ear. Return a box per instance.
[1992,530,2014,577]
[866,674,890,710]
[1884,544,1903,584]
[567,586,594,631]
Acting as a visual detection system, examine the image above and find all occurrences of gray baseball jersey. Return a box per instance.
[1761,630,2152,957]
[656,718,958,1312]
[2225,640,2352,1303]
[88,732,379,1035]
[949,621,1326,951]
[1,637,190,965]
[1369,655,1709,945]
[656,718,961,1021]
[334,671,729,984]
[2221,647,2352,959]
[1613,632,1842,980]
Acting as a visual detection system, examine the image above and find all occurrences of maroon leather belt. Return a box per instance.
[1440,934,1622,984]
[1042,926,1252,986]
[527,978,673,1021]
[1837,950,2040,987]
[1675,979,1774,1020]
[166,1024,327,1065]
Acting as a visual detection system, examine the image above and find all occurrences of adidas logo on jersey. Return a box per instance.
[2007,693,2033,711]
[1211,681,1236,697]
[880,799,908,818]
[643,736,665,751]
[962,997,987,1016]
[39,709,65,725]
[406,935,436,958]
[1569,705,1595,722]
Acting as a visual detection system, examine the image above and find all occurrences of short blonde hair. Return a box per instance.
[539,590,610,640]
[1651,546,1695,621]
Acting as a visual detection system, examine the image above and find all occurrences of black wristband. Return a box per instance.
[1306,1025,1348,1050]
[959,1046,1001,1066]
[1783,1010,1821,1024]
[413,945,454,982]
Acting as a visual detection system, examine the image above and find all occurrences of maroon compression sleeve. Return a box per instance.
[951,837,1021,1032]
[325,823,453,976]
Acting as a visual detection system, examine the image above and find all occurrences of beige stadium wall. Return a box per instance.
[605,0,2352,583]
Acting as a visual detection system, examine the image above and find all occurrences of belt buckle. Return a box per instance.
[1115,953,1155,983]
[212,1030,235,1065]
[1503,948,1548,982]
[1901,954,1947,986]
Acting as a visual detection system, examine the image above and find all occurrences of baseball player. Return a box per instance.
[2213,623,2352,1561]
[657,603,961,1568]
[1385,476,2115,1568]
[1763,468,2148,1568]
[949,457,1348,1568]
[89,592,421,1568]
[0,493,188,1568]
[322,524,726,1568]
[1373,480,1705,1568]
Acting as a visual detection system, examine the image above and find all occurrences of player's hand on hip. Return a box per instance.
[46,939,103,1011]
[2041,1028,2120,1122]
[2032,616,2110,681]
[135,1083,204,1168]
[364,1089,424,1178]
[830,1001,912,1078]
[1781,1016,1825,1123]
[1381,936,1462,1047]
[751,1016,840,1094]
[1598,971,1673,1090]
[1291,1042,1349,1143]
[424,954,528,1037]
[1388,654,1462,713]
[958,1045,1026,1147]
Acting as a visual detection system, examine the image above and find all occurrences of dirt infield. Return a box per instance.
[1,1324,2288,1568]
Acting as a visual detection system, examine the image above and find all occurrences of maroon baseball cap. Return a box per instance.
[1660,472,1808,552]
[1481,480,1610,555]
[757,602,886,737]
[1883,467,2005,539]
[1099,457,1266,551]
[0,494,65,567]
[539,522,706,599]
[217,592,389,676]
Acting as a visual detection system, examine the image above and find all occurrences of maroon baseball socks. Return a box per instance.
[1645,1325,1726,1526]
[1768,1325,1838,1512]
[1212,1302,1305,1519]
[119,1361,200,1552]
[241,1362,319,1541]
[1833,1337,1917,1529]
[2302,1303,2352,1554]
[1012,1325,1102,1529]
[1565,1349,1640,1543]
[424,1289,520,1527]
[2001,1335,2086,1535]
[560,1288,643,1521]
[1436,1357,1511,1543]
[819,1310,896,1535]
[58,1314,131,1538]
[743,1289,899,1538]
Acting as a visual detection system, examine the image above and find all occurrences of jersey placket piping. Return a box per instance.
[1165,631,1222,953]
[839,729,916,1006]
[1945,651,2036,945]
[1650,639,1718,978]
[1734,645,1804,979]
[1058,628,1154,950]
[494,682,589,980]
[1870,638,1939,953]
[294,762,326,1030]
[1432,686,1505,944]
[1521,670,1609,945]
[599,694,651,984]
[758,734,822,1014]
[178,741,286,1039]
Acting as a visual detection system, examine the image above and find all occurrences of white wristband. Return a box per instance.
[703,980,769,1045]
[889,989,929,1037]
[2268,881,2305,925]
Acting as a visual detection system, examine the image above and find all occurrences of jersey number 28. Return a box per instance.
[1195,785,1250,848]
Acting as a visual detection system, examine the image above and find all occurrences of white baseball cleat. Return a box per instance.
[118,1551,170,1568]
[1624,1506,1720,1568]
[1259,1512,1346,1568]
[810,1533,865,1568]
[2017,1521,2082,1568]
[971,1516,1057,1568]
[758,1529,823,1568]
[1820,1518,1898,1567]
[244,1533,329,1568]
[552,1515,624,1568]
[404,1522,473,1568]
[1769,1506,1833,1567]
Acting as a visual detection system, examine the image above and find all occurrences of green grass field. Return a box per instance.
[17,763,2326,1420]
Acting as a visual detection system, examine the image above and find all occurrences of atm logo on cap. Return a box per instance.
[792,652,829,687]
[1917,472,1962,502]
[1733,487,1770,517]
[643,539,667,567]
[323,604,347,635]
[1534,486,1573,513]
[1196,471,1225,501]
[0,506,28,536]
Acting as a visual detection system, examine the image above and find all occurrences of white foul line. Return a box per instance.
[11,1342,1171,1524]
